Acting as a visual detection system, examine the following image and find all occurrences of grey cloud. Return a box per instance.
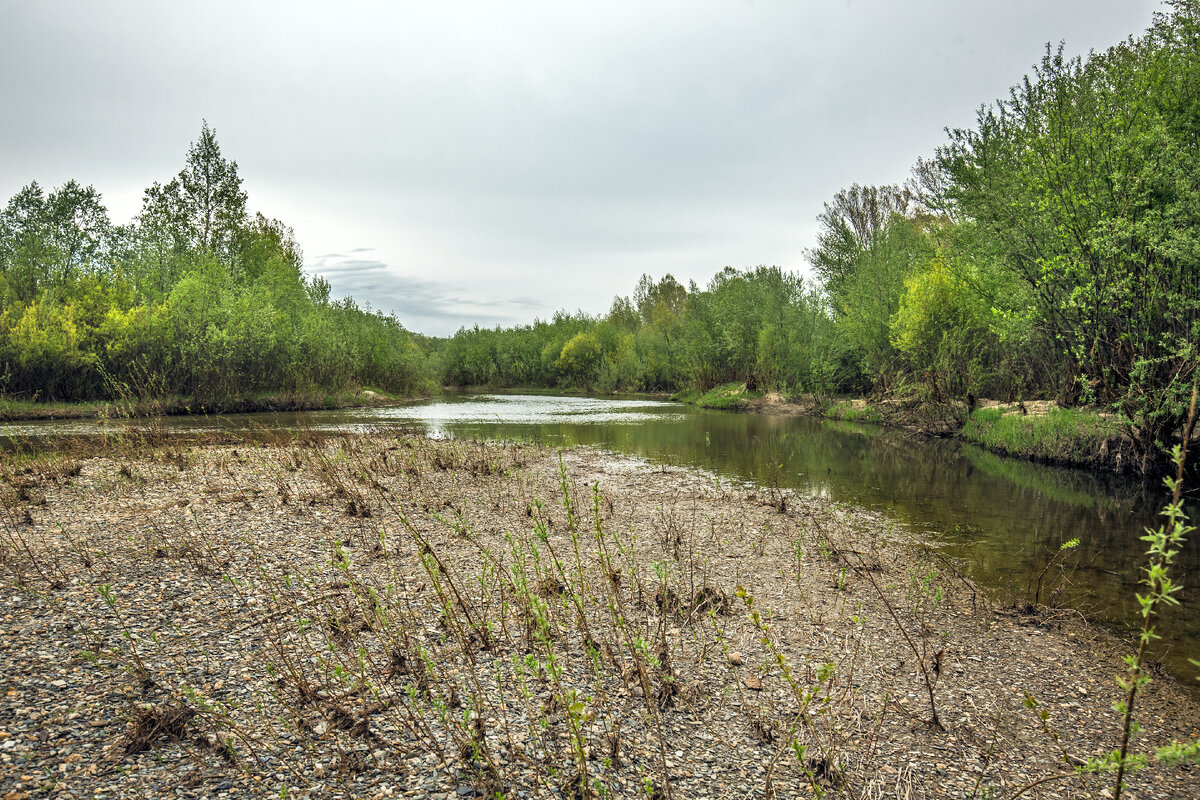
[309,257,391,276]
[305,252,533,334]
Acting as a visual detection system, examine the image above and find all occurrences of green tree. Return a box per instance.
[556,331,603,385]
[808,183,915,306]
[138,121,248,266]
[834,217,936,383]
[0,180,111,301]
[3,299,100,399]
[634,273,687,327]
[0,182,54,301]
[891,250,997,405]
[44,180,111,280]
[938,1,1200,470]
[0,128,434,405]
[606,294,640,332]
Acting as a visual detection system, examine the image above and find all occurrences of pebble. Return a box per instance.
[0,437,1196,800]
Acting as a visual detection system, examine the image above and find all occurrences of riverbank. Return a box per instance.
[821,397,1135,471]
[1,435,1196,798]
[675,384,1135,475]
[1,383,1144,477]
[0,388,413,423]
[446,385,676,402]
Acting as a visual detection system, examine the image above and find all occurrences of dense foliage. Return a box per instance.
[440,268,845,396]
[0,124,433,404]
[442,2,1200,471]
[938,1,1200,471]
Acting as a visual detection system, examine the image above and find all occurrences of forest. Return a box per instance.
[2,3,1197,470]
[440,2,1200,471]
[0,124,434,407]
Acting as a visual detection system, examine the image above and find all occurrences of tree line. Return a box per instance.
[441,1,1199,472]
[0,123,433,404]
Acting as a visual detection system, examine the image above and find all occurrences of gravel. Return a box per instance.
[0,432,1196,799]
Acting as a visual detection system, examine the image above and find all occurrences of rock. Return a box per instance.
[728,652,743,666]
[742,675,762,691]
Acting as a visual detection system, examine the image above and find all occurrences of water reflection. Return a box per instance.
[359,394,684,437]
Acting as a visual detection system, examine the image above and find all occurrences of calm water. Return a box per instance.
[4,393,1197,684]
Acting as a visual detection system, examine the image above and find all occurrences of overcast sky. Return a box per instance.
[0,0,1162,336]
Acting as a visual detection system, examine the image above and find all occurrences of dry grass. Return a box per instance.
[0,432,1197,799]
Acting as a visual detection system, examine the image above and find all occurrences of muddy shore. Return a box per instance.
[0,390,412,423]
[1,434,1196,798]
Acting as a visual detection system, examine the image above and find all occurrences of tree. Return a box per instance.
[890,250,997,405]
[0,182,53,301]
[633,273,687,327]
[138,121,248,266]
[45,180,111,280]
[632,274,687,388]
[556,331,603,385]
[0,180,111,301]
[938,2,1200,470]
[606,295,639,332]
[807,183,914,306]
[239,213,304,285]
[823,215,935,384]
[0,128,435,404]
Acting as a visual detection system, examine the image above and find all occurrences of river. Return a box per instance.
[4,392,1197,685]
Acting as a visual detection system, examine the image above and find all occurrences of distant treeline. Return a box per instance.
[441,2,1199,472]
[440,268,842,394]
[0,124,434,404]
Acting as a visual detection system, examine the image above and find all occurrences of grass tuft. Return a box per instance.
[672,382,762,409]
[961,406,1123,467]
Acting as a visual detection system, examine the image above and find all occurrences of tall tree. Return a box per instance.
[807,183,914,306]
[938,0,1200,469]
[0,180,111,300]
[0,182,52,300]
[44,180,111,280]
[138,122,248,266]
[633,273,687,326]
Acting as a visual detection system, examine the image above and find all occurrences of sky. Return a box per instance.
[0,0,1163,336]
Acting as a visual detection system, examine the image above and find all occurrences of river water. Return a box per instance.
[4,392,1197,685]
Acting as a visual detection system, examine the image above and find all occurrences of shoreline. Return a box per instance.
[0,389,419,423]
[680,387,1138,476]
[1,435,1196,798]
[3,385,1136,478]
